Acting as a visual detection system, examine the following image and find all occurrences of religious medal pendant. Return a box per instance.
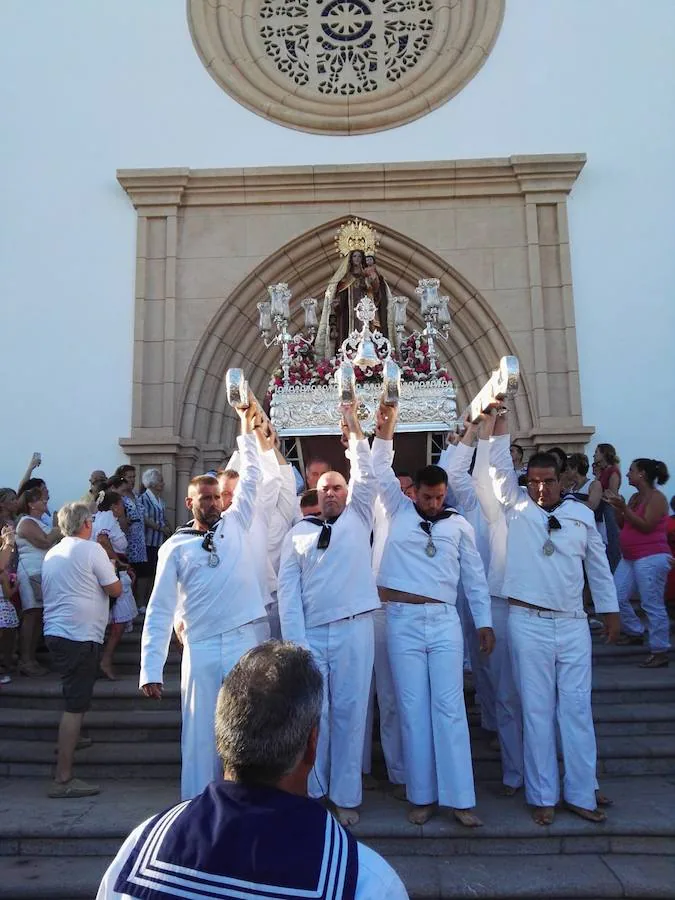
[425,537,437,558]
[208,550,220,568]
[542,539,555,557]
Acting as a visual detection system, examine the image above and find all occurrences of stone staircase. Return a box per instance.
[0,627,674,898]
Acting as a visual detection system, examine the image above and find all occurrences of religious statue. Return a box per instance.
[315,219,397,360]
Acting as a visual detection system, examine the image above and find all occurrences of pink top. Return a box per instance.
[619,501,669,560]
[599,465,621,491]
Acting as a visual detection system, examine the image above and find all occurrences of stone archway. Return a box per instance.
[118,156,593,517]
[179,217,534,450]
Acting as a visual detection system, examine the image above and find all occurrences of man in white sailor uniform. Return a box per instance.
[372,402,495,827]
[438,436,497,737]
[277,400,379,827]
[97,642,408,900]
[488,405,620,825]
[140,400,270,801]
[444,415,524,797]
[220,421,298,638]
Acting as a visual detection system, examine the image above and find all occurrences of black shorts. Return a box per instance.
[45,636,101,714]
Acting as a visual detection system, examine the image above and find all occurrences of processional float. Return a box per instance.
[225,219,519,447]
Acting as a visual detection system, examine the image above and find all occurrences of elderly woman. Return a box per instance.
[15,487,61,675]
[92,491,138,680]
[136,468,172,608]
[107,468,147,576]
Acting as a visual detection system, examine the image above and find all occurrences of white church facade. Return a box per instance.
[2,0,674,515]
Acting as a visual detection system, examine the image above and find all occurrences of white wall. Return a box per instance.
[2,0,674,507]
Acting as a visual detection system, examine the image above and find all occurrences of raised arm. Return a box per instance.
[139,546,179,697]
[277,531,309,648]
[371,401,406,518]
[472,411,506,525]
[488,407,522,509]
[17,452,42,493]
[443,426,478,513]
[342,400,376,528]
[228,402,263,531]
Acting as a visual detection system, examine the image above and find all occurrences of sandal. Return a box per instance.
[616,634,644,646]
[639,653,669,669]
[564,802,606,823]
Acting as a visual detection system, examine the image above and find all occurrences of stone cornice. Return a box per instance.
[117,155,586,210]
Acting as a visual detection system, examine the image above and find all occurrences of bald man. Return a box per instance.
[278,401,379,827]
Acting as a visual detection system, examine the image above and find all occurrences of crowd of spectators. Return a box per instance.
[0,438,672,797]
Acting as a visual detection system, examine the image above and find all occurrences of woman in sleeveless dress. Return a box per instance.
[15,487,61,675]
[605,458,671,668]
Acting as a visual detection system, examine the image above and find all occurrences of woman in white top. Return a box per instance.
[92,491,138,680]
[15,487,61,675]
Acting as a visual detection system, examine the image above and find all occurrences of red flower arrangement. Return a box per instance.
[268,334,453,394]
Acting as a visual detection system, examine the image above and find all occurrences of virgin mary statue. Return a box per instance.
[315,220,397,360]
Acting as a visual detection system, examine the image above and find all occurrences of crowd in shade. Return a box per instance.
[0,425,672,827]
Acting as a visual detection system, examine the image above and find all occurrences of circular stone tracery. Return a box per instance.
[187,0,504,134]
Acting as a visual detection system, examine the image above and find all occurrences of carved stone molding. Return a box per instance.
[117,155,591,514]
[117,155,586,209]
[187,0,504,135]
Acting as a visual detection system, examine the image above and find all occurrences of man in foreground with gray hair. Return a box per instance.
[97,642,408,900]
[42,502,122,798]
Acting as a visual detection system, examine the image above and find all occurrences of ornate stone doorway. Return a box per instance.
[117,156,592,518]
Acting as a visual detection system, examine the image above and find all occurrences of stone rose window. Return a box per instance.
[188,0,504,134]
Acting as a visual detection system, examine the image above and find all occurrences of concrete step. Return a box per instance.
[2,701,673,745]
[2,663,673,710]
[4,854,675,899]
[2,732,673,780]
[1,776,674,855]
[0,778,674,897]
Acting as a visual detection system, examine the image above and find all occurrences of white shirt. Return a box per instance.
[277,437,380,645]
[227,446,283,603]
[140,434,266,687]
[267,465,301,595]
[42,537,118,643]
[490,433,619,613]
[446,440,509,599]
[438,443,491,570]
[92,510,128,555]
[95,819,409,900]
[371,438,492,629]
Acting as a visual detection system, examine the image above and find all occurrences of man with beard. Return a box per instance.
[140,401,270,801]
[487,405,619,826]
[372,401,494,828]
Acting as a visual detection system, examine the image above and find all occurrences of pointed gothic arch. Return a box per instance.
[178,217,535,456]
[118,157,593,516]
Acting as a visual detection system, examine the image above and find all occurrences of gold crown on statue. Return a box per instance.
[335,218,379,258]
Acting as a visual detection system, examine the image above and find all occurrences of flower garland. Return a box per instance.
[268,334,453,394]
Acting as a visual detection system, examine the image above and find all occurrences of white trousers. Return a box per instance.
[508,606,596,809]
[457,588,497,732]
[488,597,523,788]
[362,607,405,784]
[180,619,270,801]
[308,614,374,809]
[615,554,671,653]
[387,602,476,809]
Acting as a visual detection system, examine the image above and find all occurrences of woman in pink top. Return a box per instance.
[605,458,670,668]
